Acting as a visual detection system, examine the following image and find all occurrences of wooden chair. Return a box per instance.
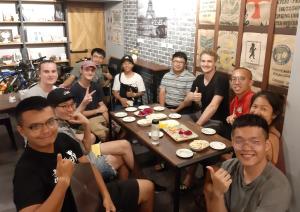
[0,113,17,150]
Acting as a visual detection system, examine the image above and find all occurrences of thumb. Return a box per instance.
[206,166,215,177]
[57,153,63,164]
[194,86,199,93]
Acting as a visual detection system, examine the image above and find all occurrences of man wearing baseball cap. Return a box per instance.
[70,60,109,141]
[47,88,136,181]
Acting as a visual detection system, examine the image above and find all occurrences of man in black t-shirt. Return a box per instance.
[13,96,154,212]
[70,60,109,141]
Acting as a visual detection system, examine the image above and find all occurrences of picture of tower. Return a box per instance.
[146,0,155,19]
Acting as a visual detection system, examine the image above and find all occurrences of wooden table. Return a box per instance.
[110,106,232,212]
[0,93,20,113]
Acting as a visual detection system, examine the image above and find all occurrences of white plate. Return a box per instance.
[138,105,150,110]
[189,140,210,152]
[137,119,152,127]
[210,141,226,150]
[125,107,138,112]
[122,116,136,122]
[146,113,167,121]
[114,112,128,118]
[201,128,216,135]
[148,131,164,138]
[168,113,181,119]
[153,106,165,111]
[176,148,194,158]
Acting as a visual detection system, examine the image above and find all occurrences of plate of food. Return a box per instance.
[153,106,165,111]
[163,124,198,142]
[138,105,150,110]
[189,140,210,152]
[176,148,194,158]
[210,141,226,150]
[146,113,167,121]
[114,112,128,118]
[125,107,138,112]
[159,119,180,129]
[201,128,216,135]
[148,131,164,138]
[122,116,136,122]
[137,119,152,127]
[133,108,153,117]
[168,113,181,119]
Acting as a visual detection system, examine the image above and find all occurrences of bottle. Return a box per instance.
[151,119,160,145]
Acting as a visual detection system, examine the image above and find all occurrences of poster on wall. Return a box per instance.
[269,35,295,87]
[199,0,217,24]
[275,0,300,28]
[137,0,167,38]
[0,29,13,43]
[245,0,271,26]
[111,9,122,45]
[196,29,214,67]
[216,31,238,73]
[240,32,268,82]
[220,0,241,26]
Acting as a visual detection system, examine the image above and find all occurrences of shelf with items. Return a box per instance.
[25,41,68,45]
[0,42,22,46]
[194,0,300,94]
[0,21,21,24]
[23,21,66,25]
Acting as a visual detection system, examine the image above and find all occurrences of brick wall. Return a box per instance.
[123,0,197,71]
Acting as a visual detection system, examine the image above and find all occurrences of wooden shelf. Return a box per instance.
[0,21,21,24]
[21,0,63,4]
[23,21,66,24]
[25,41,68,45]
[0,42,22,46]
[0,63,18,68]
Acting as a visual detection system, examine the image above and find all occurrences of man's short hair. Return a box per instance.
[172,51,187,63]
[37,59,56,72]
[231,114,269,139]
[200,49,218,62]
[233,67,252,80]
[15,96,51,125]
[91,48,106,58]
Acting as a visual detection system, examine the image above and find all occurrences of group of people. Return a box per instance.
[13,47,291,212]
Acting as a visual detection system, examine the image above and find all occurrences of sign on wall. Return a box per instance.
[245,0,271,26]
[216,31,238,73]
[196,29,214,67]
[240,32,268,82]
[269,35,295,87]
[220,0,241,26]
[275,0,300,28]
[137,0,167,38]
[199,0,217,24]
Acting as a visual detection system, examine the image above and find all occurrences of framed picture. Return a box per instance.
[0,29,13,43]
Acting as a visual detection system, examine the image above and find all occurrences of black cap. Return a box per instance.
[120,55,134,65]
[47,88,74,107]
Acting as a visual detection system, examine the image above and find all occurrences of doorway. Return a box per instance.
[67,3,105,66]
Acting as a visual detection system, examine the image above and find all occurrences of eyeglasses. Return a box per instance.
[26,117,58,133]
[172,60,185,65]
[233,139,263,150]
[57,102,75,109]
[231,76,246,82]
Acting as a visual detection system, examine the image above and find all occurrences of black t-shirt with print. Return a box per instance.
[13,133,83,211]
[70,81,104,111]
[191,71,229,123]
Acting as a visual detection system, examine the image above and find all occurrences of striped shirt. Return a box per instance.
[160,69,195,106]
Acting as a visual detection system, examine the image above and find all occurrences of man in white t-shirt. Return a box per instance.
[22,60,58,99]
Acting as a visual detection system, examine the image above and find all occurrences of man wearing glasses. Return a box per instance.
[226,67,254,125]
[206,114,291,212]
[159,51,195,114]
[13,96,154,212]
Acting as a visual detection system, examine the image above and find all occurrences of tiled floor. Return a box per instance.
[0,114,205,212]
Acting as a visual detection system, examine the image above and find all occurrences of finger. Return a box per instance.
[89,90,96,96]
[194,86,199,93]
[206,166,215,177]
[86,86,89,94]
[57,154,63,166]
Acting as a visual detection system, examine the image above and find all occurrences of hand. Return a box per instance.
[119,98,128,107]
[82,87,96,106]
[69,112,89,125]
[56,154,74,186]
[59,84,65,88]
[226,114,237,125]
[192,86,202,103]
[103,196,116,212]
[207,166,232,197]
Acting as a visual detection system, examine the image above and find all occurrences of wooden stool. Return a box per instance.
[0,113,17,150]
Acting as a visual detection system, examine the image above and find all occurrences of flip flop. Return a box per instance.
[154,162,166,171]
